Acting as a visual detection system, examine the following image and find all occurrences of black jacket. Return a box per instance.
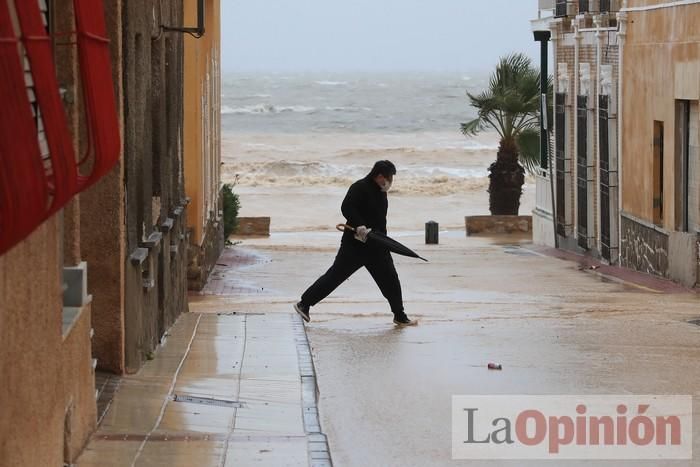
[341,175,388,245]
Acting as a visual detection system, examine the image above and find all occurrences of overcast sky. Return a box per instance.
[221,0,541,73]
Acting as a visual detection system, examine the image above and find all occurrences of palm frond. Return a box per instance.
[516,127,541,174]
[460,119,483,137]
[463,52,543,143]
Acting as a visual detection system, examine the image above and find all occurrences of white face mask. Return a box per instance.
[381,179,392,192]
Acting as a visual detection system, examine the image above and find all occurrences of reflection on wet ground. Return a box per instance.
[224,231,699,467]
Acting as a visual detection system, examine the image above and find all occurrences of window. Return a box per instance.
[675,101,691,232]
[653,121,664,226]
[555,93,567,236]
[577,95,589,249]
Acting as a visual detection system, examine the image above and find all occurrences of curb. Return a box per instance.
[292,314,333,467]
[526,245,697,294]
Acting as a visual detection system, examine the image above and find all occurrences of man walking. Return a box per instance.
[294,160,417,326]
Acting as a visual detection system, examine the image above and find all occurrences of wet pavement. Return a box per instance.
[77,295,331,466]
[217,230,700,467]
[78,230,700,466]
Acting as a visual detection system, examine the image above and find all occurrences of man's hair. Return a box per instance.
[368,160,396,178]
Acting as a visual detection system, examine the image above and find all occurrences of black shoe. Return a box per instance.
[294,301,310,323]
[393,314,418,326]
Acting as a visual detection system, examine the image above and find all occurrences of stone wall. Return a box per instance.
[120,0,189,373]
[620,214,669,278]
[188,214,224,291]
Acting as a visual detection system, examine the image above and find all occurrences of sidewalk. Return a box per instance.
[528,244,698,293]
[77,298,331,466]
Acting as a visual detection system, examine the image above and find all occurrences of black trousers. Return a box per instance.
[301,241,404,316]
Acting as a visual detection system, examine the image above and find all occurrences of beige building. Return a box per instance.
[1,0,221,464]
[184,0,224,290]
[533,0,699,286]
[619,0,700,286]
[0,0,115,464]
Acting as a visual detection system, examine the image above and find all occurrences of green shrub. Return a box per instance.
[222,183,241,239]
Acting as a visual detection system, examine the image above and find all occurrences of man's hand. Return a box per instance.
[354,225,371,243]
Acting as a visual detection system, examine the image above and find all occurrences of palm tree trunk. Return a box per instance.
[488,139,525,215]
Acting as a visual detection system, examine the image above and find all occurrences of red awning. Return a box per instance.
[0,0,120,256]
[74,0,120,190]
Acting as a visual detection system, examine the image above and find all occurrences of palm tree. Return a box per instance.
[461,53,542,215]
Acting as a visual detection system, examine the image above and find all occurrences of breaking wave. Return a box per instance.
[222,160,489,196]
[221,104,317,115]
[325,106,372,113]
[314,80,349,86]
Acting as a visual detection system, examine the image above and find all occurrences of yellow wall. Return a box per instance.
[622,1,700,228]
[184,0,221,245]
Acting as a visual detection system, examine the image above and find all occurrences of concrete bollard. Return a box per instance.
[425,221,439,244]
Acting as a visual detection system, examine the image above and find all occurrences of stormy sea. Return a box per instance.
[220,72,534,232]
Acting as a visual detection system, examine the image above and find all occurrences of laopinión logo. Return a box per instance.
[452,396,692,460]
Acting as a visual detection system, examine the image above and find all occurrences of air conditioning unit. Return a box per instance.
[539,0,555,9]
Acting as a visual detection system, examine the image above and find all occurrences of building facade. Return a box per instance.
[533,0,623,265]
[619,0,700,286]
[0,0,117,463]
[80,0,190,376]
[534,0,699,287]
[0,0,221,464]
[184,0,224,291]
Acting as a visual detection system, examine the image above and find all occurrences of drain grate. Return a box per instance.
[172,394,243,408]
[217,312,266,316]
[503,246,538,257]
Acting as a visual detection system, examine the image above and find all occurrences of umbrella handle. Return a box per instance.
[336,224,355,232]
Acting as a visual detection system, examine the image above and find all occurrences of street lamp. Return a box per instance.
[533,29,558,248]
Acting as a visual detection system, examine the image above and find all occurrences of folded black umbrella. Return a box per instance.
[336,224,428,262]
